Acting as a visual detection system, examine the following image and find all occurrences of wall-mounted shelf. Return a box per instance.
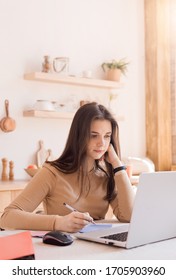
[23,109,124,121]
[23,72,124,121]
[23,110,74,119]
[24,72,123,90]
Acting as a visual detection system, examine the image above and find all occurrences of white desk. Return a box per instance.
[1,230,176,260]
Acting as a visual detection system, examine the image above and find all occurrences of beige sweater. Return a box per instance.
[0,163,135,231]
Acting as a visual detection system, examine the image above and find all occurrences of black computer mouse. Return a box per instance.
[43,230,73,246]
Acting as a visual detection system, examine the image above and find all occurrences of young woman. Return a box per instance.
[0,102,135,232]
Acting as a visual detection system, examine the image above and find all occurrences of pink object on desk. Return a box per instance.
[0,231,35,260]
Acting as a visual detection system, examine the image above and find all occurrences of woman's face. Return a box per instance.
[87,119,112,161]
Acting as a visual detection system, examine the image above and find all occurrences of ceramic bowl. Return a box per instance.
[34,100,55,111]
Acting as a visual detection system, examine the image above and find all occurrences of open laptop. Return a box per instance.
[75,171,176,249]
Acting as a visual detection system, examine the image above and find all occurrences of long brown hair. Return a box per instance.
[49,102,121,201]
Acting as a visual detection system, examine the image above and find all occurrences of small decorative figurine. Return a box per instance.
[42,55,52,73]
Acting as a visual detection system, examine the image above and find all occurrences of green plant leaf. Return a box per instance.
[101,58,129,75]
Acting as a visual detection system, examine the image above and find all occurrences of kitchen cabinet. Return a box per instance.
[0,180,43,217]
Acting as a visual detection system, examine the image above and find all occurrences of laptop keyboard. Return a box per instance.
[101,231,128,242]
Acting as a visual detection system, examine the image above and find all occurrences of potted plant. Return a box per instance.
[101,58,129,81]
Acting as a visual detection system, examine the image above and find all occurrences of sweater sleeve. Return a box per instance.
[0,166,58,231]
[110,170,135,222]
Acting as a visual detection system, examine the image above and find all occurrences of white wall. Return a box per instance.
[0,0,145,179]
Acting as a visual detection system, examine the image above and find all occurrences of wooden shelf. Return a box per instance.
[23,110,124,121]
[24,72,123,90]
[23,110,74,119]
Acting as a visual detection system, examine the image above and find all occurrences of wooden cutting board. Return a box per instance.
[47,149,54,161]
[37,140,55,167]
[37,140,49,167]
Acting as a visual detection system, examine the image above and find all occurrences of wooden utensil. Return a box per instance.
[0,100,16,132]
[37,140,49,167]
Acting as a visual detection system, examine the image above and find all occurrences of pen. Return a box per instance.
[63,202,77,212]
[63,202,96,224]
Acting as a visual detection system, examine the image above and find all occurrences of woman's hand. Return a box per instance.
[105,144,122,168]
[55,211,94,233]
